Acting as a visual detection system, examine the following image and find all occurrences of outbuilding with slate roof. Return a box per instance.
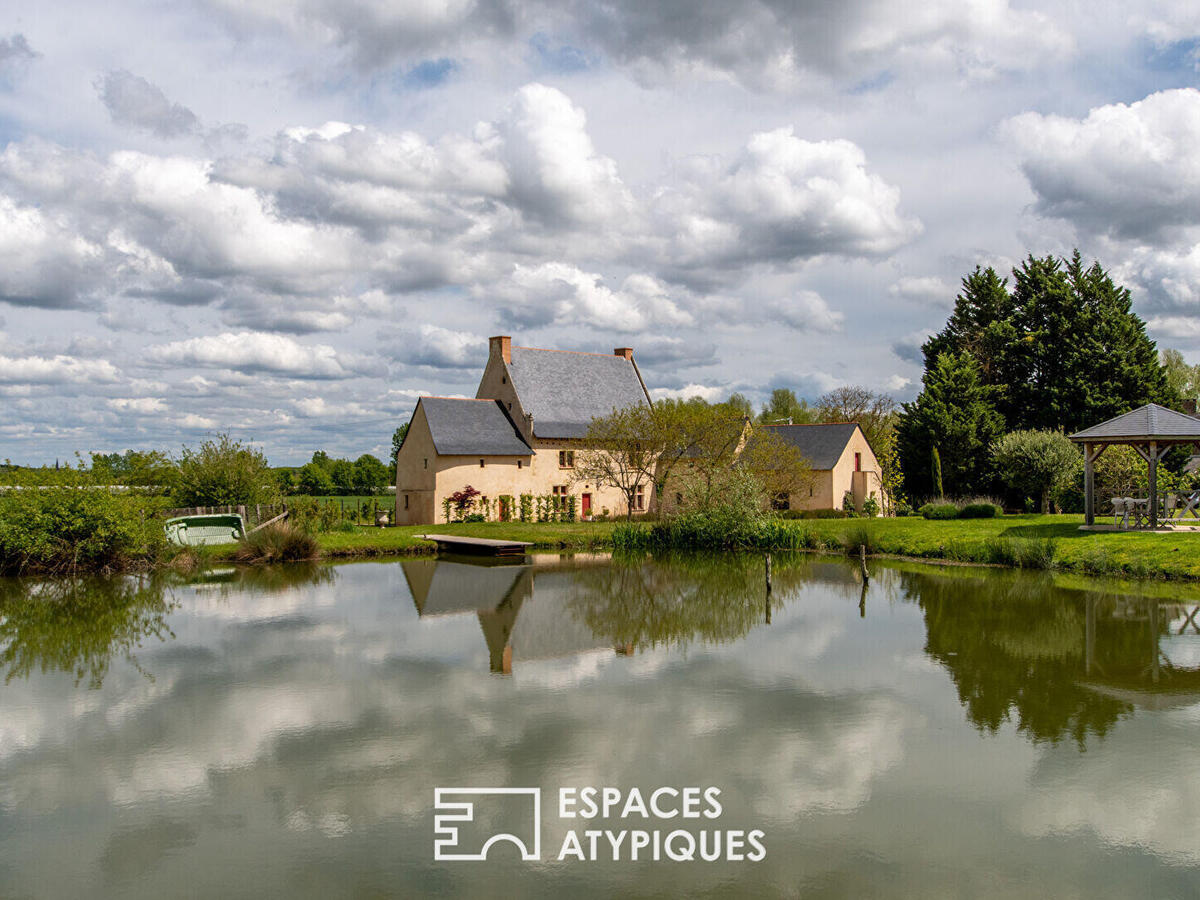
[758,423,887,512]
[394,336,654,525]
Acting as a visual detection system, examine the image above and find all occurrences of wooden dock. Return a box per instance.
[420,534,533,557]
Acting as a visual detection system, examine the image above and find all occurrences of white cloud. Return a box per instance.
[0,196,107,308]
[656,128,921,282]
[401,324,489,369]
[107,397,168,414]
[96,70,200,138]
[1006,88,1200,241]
[760,290,844,333]
[199,0,1069,87]
[651,383,727,402]
[492,262,692,331]
[0,354,120,384]
[889,276,956,308]
[1147,316,1200,340]
[499,83,633,227]
[147,332,351,378]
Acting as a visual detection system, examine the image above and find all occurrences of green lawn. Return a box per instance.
[800,513,1200,580]
[313,520,617,556]
[209,513,1200,582]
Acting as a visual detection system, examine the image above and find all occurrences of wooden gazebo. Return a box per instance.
[1070,403,1200,528]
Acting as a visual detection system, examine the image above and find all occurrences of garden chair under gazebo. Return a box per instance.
[1069,403,1200,531]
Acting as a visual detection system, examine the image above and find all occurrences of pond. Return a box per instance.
[2,554,1200,898]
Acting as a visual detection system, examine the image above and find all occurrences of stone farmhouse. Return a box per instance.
[395,336,653,525]
[394,335,887,525]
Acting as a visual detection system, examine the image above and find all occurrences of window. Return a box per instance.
[404,495,409,509]
[423,458,428,469]
[507,402,512,410]
[634,486,645,511]
[854,452,862,472]
[517,460,523,469]
[559,450,575,468]
[552,485,568,497]
[501,375,507,384]
[480,459,485,468]
[809,485,814,498]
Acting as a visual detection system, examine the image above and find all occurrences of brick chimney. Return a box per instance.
[489,335,512,364]
[614,347,633,361]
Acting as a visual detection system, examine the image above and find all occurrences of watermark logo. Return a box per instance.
[433,788,542,861]
[433,786,765,863]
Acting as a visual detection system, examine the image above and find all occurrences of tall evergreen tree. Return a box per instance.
[897,351,1004,499]
[919,252,1176,436]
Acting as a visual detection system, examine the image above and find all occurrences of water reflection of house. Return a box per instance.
[400,556,616,674]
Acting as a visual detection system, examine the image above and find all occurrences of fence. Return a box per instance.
[160,504,288,529]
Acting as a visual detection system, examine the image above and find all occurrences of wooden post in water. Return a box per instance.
[764,553,772,624]
[859,544,870,583]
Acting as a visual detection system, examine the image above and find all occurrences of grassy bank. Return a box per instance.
[796,514,1200,579]
[205,514,1200,582]
[198,520,619,561]
[33,511,1200,583]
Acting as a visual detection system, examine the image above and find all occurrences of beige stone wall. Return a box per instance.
[426,442,637,524]
[475,344,531,442]
[397,420,639,525]
[395,403,438,525]
[829,427,887,512]
[785,469,835,511]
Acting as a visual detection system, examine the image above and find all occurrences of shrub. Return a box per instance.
[861,493,880,518]
[462,513,486,523]
[1013,537,1057,570]
[519,494,533,523]
[920,502,959,520]
[611,522,653,550]
[843,524,876,555]
[842,491,856,513]
[0,482,170,575]
[232,523,319,563]
[174,434,280,507]
[958,502,1000,519]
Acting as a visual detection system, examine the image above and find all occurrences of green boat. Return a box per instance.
[164,514,246,546]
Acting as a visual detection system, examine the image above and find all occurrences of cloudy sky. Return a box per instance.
[3,1,1200,464]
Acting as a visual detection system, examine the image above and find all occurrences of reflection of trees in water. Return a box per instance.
[906,569,1145,747]
[568,552,786,651]
[186,562,335,598]
[0,575,178,688]
[0,563,336,689]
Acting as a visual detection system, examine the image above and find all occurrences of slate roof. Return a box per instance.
[758,423,861,470]
[1069,403,1200,443]
[507,347,650,439]
[419,397,532,456]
